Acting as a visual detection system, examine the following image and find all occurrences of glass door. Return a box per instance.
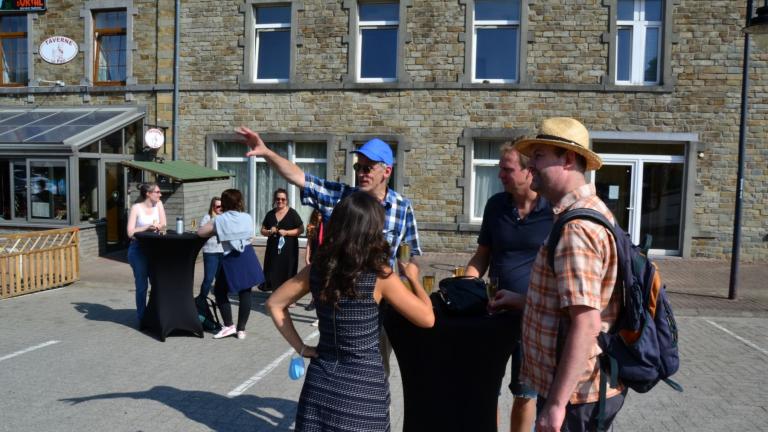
[594,160,638,241]
[105,162,127,251]
[596,155,684,255]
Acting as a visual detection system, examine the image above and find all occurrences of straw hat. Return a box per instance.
[515,117,602,171]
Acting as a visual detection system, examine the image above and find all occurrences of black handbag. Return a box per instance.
[437,276,488,316]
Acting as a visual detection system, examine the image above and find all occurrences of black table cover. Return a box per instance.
[383,295,521,432]
[135,231,207,341]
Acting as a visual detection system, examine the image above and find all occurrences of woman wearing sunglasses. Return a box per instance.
[197,196,224,299]
[260,188,304,293]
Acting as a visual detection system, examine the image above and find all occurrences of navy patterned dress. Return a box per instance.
[295,268,390,432]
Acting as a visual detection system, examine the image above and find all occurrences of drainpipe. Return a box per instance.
[172,0,181,161]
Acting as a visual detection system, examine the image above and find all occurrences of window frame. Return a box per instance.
[0,13,30,87]
[605,0,674,89]
[457,128,527,229]
[470,0,521,84]
[357,2,399,83]
[615,0,661,85]
[460,0,529,86]
[207,133,333,237]
[342,0,411,85]
[241,0,300,86]
[80,0,137,87]
[92,9,127,86]
[469,140,506,222]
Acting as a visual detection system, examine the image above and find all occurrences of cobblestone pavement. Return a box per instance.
[0,250,765,431]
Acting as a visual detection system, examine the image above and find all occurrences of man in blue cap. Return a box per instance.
[236,126,422,375]
[236,127,421,265]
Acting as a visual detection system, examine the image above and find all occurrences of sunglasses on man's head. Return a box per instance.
[353,163,381,174]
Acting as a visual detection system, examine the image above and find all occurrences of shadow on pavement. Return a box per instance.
[59,385,297,431]
[72,302,137,329]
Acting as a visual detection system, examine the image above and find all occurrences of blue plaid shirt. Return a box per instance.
[301,173,422,265]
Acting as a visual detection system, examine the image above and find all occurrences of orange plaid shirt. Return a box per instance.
[521,183,623,404]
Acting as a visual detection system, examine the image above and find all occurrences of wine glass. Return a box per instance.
[486,276,499,311]
[398,243,410,263]
[453,266,465,277]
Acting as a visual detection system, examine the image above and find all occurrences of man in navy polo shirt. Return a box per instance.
[465,142,553,432]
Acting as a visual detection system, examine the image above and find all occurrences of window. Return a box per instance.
[79,159,100,221]
[471,140,504,220]
[93,10,127,85]
[212,139,328,232]
[615,0,662,85]
[254,5,291,81]
[472,0,520,83]
[0,14,28,86]
[358,1,399,82]
[458,128,525,227]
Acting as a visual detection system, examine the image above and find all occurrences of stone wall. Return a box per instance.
[0,0,765,261]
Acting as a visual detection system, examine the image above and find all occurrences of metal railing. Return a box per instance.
[0,227,80,299]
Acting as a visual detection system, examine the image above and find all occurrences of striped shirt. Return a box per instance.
[521,183,623,404]
[301,173,422,265]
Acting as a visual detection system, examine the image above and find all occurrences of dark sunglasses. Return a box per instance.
[353,163,380,174]
[275,198,287,202]
[214,205,222,209]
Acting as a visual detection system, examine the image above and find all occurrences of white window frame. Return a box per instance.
[471,5,520,83]
[252,4,291,83]
[357,1,399,83]
[211,139,328,239]
[616,0,662,86]
[469,142,503,223]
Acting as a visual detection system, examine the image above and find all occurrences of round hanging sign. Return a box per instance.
[144,128,165,150]
[39,36,78,65]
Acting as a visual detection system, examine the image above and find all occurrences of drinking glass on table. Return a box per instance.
[422,275,435,295]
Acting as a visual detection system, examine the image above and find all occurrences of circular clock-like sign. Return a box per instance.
[144,128,165,150]
[40,36,78,65]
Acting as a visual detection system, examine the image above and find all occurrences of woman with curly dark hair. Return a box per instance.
[267,191,433,432]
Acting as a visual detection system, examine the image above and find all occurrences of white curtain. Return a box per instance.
[473,165,502,219]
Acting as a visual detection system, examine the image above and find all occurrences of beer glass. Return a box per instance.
[453,266,465,277]
[422,275,435,295]
[486,277,498,301]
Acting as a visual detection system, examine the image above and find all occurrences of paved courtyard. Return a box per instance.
[0,251,766,431]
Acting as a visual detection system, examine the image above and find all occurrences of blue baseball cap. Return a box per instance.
[352,138,394,166]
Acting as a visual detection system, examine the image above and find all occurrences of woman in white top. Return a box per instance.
[126,183,167,322]
[198,196,224,299]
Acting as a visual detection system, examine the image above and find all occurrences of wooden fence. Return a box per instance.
[0,227,80,299]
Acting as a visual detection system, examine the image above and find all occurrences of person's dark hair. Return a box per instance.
[273,188,288,206]
[312,192,392,305]
[208,196,221,218]
[220,189,245,212]
[306,209,323,241]
[138,183,159,202]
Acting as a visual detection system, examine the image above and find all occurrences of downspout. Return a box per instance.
[172,0,181,161]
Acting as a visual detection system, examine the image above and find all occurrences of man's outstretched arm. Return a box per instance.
[236,126,306,188]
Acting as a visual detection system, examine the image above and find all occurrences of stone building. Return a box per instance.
[0,0,766,261]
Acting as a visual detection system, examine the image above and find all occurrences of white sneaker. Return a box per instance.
[237,331,246,340]
[213,325,236,339]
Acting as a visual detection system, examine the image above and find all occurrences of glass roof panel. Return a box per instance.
[0,126,54,142]
[0,111,60,126]
[31,126,92,143]
[30,111,91,126]
[68,111,123,126]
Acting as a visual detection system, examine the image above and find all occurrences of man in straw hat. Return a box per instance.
[515,117,626,431]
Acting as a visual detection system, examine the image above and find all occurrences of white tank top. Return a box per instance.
[136,205,160,228]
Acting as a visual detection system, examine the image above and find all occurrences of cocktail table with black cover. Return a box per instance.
[134,231,207,341]
[383,295,520,432]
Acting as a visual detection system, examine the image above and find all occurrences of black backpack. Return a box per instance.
[195,295,222,333]
[548,208,682,430]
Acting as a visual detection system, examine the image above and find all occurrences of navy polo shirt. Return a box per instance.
[477,193,553,295]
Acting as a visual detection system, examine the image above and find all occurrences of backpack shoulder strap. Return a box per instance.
[547,208,617,272]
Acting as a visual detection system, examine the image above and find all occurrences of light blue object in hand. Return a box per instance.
[289,355,305,380]
[278,235,285,255]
